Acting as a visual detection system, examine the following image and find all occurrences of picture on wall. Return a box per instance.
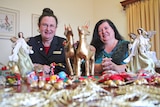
[0,7,19,38]
[32,14,40,36]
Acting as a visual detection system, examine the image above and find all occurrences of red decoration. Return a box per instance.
[98,72,132,83]
[45,77,50,82]
[1,66,7,70]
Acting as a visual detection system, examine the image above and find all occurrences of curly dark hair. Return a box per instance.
[38,8,58,27]
[90,19,124,59]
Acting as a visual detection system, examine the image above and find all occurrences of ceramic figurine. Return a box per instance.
[124,28,157,74]
[9,32,34,78]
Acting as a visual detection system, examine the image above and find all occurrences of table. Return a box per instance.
[1,75,160,107]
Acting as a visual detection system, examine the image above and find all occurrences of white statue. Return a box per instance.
[124,28,157,74]
[9,32,34,78]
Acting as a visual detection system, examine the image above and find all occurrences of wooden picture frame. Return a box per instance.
[0,7,19,38]
[32,14,40,36]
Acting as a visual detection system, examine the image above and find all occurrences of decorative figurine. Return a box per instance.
[64,25,76,75]
[9,32,34,78]
[124,28,157,74]
[75,24,96,77]
[64,24,96,77]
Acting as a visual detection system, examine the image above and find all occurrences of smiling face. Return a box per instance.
[98,21,115,44]
[39,16,57,41]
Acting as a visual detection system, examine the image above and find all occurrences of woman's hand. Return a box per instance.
[101,57,114,71]
[101,57,126,72]
[42,65,51,73]
[34,64,51,74]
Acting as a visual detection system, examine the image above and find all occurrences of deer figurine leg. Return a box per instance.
[64,25,75,76]
[85,59,90,76]
[75,57,82,77]
[90,54,95,76]
[66,57,74,75]
[84,55,95,76]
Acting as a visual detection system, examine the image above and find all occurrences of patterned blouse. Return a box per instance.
[95,40,129,65]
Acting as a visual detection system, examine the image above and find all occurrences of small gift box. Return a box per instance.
[26,71,38,84]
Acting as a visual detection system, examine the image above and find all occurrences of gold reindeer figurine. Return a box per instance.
[64,25,76,75]
[75,25,96,77]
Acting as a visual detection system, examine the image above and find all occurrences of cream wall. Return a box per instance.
[93,0,127,38]
[0,0,126,65]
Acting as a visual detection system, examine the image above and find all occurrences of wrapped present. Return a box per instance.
[0,64,21,85]
[26,71,38,84]
[6,73,21,85]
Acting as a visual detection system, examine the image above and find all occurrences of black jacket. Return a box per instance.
[27,35,67,74]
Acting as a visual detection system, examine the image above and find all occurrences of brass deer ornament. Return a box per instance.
[75,25,96,77]
[64,25,75,76]
[64,24,96,77]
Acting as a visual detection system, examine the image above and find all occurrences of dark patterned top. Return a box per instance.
[95,40,129,65]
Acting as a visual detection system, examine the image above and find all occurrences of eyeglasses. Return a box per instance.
[41,23,56,29]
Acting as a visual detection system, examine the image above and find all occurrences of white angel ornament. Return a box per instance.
[9,32,34,78]
[124,28,157,74]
